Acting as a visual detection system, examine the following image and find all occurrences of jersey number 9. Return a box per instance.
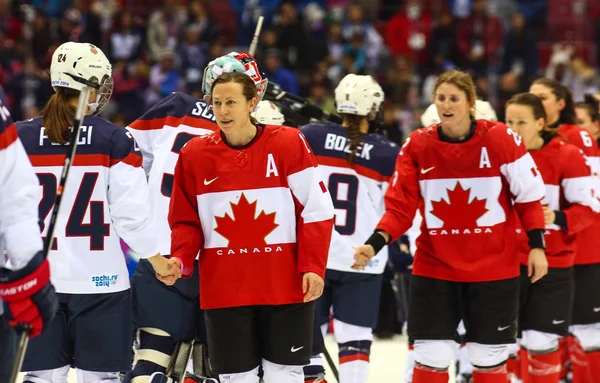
[328,173,359,235]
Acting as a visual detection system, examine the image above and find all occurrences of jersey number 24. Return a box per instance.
[37,172,110,251]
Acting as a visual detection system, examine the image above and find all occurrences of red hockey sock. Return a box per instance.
[587,350,600,381]
[471,364,508,383]
[568,335,593,383]
[521,348,531,383]
[528,351,561,383]
[507,355,520,381]
[412,364,449,383]
[558,336,569,381]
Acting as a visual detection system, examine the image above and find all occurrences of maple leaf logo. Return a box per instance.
[430,182,489,228]
[214,193,279,248]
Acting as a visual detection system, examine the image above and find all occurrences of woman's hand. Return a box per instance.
[148,254,182,286]
[302,272,324,302]
[542,206,555,226]
[351,244,375,271]
[528,248,548,283]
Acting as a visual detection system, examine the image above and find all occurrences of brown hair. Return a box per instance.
[575,94,600,122]
[531,78,577,124]
[41,87,79,144]
[506,92,558,141]
[344,114,362,164]
[432,70,477,116]
[209,71,258,125]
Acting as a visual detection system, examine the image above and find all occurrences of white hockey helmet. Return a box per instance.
[420,99,498,126]
[335,74,384,117]
[50,42,113,115]
[202,52,268,102]
[251,101,285,125]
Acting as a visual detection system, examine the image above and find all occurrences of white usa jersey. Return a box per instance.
[301,123,400,274]
[17,115,158,294]
[127,93,219,255]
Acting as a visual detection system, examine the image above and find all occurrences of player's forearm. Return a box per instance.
[515,200,545,232]
[0,137,43,268]
[170,223,202,276]
[297,219,333,278]
[562,205,597,234]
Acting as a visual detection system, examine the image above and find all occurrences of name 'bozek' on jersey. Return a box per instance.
[324,133,374,160]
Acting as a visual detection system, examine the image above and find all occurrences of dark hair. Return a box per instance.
[41,87,79,144]
[506,92,558,141]
[575,94,600,122]
[433,70,477,116]
[531,78,577,124]
[344,114,363,164]
[210,72,258,125]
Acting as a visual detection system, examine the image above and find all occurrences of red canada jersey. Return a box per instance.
[377,120,546,282]
[557,124,600,265]
[169,125,335,309]
[516,138,599,267]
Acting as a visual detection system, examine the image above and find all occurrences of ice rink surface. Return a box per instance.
[17,334,458,383]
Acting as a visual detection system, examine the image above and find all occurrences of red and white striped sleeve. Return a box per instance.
[0,102,43,270]
[495,123,546,231]
[559,144,600,233]
[284,129,334,278]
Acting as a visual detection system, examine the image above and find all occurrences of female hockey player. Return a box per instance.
[299,73,398,383]
[504,92,599,383]
[0,86,58,382]
[163,71,335,383]
[353,69,548,383]
[570,94,600,382]
[575,95,600,141]
[530,79,600,383]
[125,52,270,383]
[16,42,168,383]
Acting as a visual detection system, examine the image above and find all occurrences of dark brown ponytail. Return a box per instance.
[41,88,78,144]
[345,114,362,164]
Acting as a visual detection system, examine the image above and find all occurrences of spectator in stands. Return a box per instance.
[186,0,220,45]
[146,1,187,62]
[177,24,209,92]
[264,48,299,95]
[307,78,336,115]
[273,1,314,72]
[499,12,539,95]
[516,0,548,28]
[427,10,458,75]
[385,0,433,70]
[147,49,180,105]
[343,3,383,72]
[109,12,144,62]
[456,0,503,76]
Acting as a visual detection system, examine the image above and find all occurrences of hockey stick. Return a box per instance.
[9,81,93,383]
[248,16,264,56]
[323,346,340,382]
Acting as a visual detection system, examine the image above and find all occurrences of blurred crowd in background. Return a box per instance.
[1,0,599,145]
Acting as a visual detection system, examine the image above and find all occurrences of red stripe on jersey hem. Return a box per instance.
[129,115,218,131]
[110,152,142,167]
[29,154,110,167]
[0,123,18,150]
[339,354,370,364]
[315,155,389,182]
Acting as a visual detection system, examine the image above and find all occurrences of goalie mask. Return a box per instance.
[251,101,285,125]
[202,52,268,102]
[50,42,113,115]
[335,74,385,119]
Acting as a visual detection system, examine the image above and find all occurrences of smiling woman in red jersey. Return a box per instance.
[353,70,547,383]
[505,93,599,383]
[162,71,334,383]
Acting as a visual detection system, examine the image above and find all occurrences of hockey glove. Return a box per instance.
[0,251,58,337]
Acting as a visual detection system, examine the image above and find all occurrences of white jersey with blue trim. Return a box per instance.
[301,122,399,274]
